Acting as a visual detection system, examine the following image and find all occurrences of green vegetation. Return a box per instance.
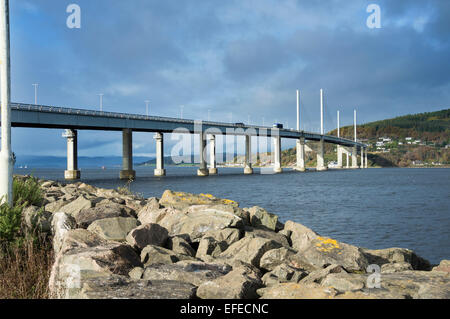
[0,176,53,299]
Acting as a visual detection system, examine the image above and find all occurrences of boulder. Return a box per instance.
[76,275,197,299]
[196,237,228,260]
[22,205,53,233]
[244,226,290,248]
[321,272,365,291]
[51,212,77,254]
[285,221,368,272]
[262,264,307,286]
[259,247,298,271]
[126,223,169,250]
[58,229,110,255]
[159,190,239,210]
[381,262,413,273]
[158,205,244,241]
[218,236,282,268]
[142,261,231,286]
[432,260,450,273]
[300,264,346,285]
[258,283,341,299]
[136,197,161,224]
[49,243,142,298]
[128,267,144,280]
[362,247,432,271]
[140,245,196,267]
[75,204,134,228]
[45,199,69,213]
[59,196,93,217]
[203,228,242,246]
[166,236,196,257]
[246,206,278,231]
[87,217,139,242]
[196,262,263,299]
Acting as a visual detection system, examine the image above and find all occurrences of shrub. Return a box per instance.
[0,202,23,243]
[13,176,43,207]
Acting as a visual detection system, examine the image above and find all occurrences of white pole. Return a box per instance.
[296,89,300,131]
[354,109,357,142]
[32,83,38,104]
[145,100,150,116]
[0,0,12,205]
[180,105,184,119]
[320,89,324,135]
[337,110,340,138]
[98,93,103,112]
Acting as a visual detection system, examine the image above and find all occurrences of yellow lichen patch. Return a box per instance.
[315,236,342,253]
[222,199,236,205]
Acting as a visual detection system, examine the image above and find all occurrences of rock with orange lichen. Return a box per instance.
[159,190,239,210]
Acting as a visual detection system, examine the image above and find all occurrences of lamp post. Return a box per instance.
[97,93,103,112]
[145,100,150,116]
[32,83,38,104]
[0,0,12,205]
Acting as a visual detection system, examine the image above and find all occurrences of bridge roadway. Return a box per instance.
[7,103,368,179]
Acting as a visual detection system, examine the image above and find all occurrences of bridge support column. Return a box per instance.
[208,135,218,175]
[197,132,209,176]
[336,145,343,169]
[154,132,166,176]
[64,129,80,180]
[351,145,358,169]
[346,150,349,168]
[360,147,364,169]
[294,137,306,172]
[120,129,136,180]
[365,148,368,168]
[316,139,328,171]
[244,135,253,174]
[273,135,282,173]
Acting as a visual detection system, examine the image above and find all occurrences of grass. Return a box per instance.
[0,175,54,299]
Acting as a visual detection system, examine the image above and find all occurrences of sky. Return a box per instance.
[7,0,450,157]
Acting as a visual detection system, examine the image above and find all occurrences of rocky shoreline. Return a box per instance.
[22,178,449,299]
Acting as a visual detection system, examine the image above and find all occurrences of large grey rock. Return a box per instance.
[203,228,242,246]
[244,226,290,248]
[321,272,365,291]
[196,262,263,299]
[159,190,239,210]
[140,245,196,267]
[166,236,196,257]
[285,220,368,272]
[362,247,431,271]
[158,205,244,241]
[22,205,53,233]
[51,212,77,254]
[45,199,69,213]
[300,264,346,285]
[129,267,144,280]
[59,196,93,217]
[136,197,161,224]
[259,247,298,271]
[381,262,413,273]
[196,236,228,260]
[142,261,231,286]
[432,260,450,273]
[262,263,308,286]
[246,206,278,231]
[49,243,142,298]
[126,223,169,250]
[218,236,282,268]
[75,204,133,228]
[76,275,197,299]
[58,229,110,255]
[87,217,139,242]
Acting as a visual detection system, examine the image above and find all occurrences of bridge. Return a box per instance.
[9,103,368,180]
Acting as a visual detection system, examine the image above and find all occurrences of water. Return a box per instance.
[16,166,450,265]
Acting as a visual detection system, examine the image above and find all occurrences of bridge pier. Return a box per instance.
[316,139,328,171]
[64,129,80,180]
[336,145,343,169]
[351,145,359,169]
[208,135,218,175]
[244,135,253,174]
[197,132,209,176]
[346,150,349,168]
[154,132,166,176]
[120,129,136,180]
[294,137,306,172]
[273,135,282,173]
[365,148,368,168]
[360,147,364,169]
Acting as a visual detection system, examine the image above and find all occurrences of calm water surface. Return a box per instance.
[16,166,450,264]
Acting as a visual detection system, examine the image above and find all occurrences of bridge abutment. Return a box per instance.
[351,145,359,169]
[63,129,80,180]
[293,137,306,172]
[336,145,343,169]
[154,132,166,176]
[120,129,136,180]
